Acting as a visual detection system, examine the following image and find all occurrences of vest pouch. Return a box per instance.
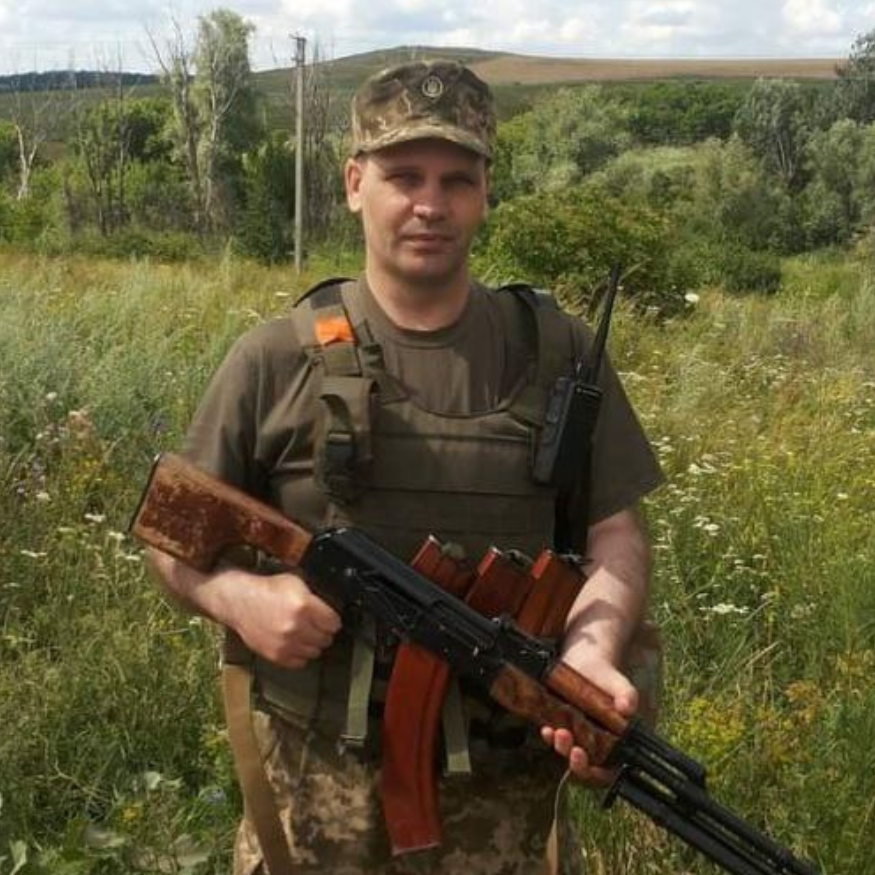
[314,375,378,504]
[254,628,361,735]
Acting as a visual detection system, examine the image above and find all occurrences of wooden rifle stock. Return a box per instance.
[131,452,312,571]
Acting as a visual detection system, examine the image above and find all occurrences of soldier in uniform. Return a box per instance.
[149,59,664,874]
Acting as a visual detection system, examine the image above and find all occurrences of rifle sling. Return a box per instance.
[222,651,295,875]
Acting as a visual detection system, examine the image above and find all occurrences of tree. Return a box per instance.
[733,78,813,190]
[5,72,75,200]
[0,121,17,186]
[300,42,344,240]
[149,9,260,234]
[478,186,687,314]
[192,8,260,232]
[491,86,631,201]
[835,28,875,124]
[149,18,205,230]
[70,95,173,236]
[801,119,875,245]
[685,137,796,251]
[626,81,746,145]
[235,132,294,261]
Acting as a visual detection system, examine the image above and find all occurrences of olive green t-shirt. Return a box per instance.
[183,278,663,531]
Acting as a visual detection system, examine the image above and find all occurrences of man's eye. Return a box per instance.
[388,172,419,185]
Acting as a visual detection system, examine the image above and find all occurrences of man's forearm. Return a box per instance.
[563,507,651,664]
[146,547,241,624]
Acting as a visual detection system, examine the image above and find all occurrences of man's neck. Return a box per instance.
[365,266,471,332]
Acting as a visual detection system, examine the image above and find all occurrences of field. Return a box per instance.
[1,242,873,873]
[0,46,842,138]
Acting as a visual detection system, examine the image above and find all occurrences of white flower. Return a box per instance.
[45,391,58,402]
[703,602,749,616]
[84,513,106,524]
[20,549,48,559]
[684,292,700,305]
[35,491,51,502]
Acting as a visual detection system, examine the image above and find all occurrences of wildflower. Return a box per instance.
[45,391,58,402]
[836,492,849,501]
[35,491,51,502]
[20,549,48,559]
[702,602,749,616]
[107,531,125,543]
[121,803,142,823]
[84,513,106,524]
[202,787,227,805]
[684,292,700,305]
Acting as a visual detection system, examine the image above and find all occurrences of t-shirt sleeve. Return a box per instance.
[182,334,267,497]
[583,353,664,525]
[181,318,307,501]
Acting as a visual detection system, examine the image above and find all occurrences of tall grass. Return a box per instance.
[1,247,873,873]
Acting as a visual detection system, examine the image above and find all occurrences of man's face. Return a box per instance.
[344,138,489,290]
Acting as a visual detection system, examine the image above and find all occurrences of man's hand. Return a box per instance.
[540,505,651,783]
[147,549,341,668]
[228,571,341,668]
[540,648,638,784]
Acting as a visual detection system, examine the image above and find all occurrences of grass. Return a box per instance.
[1,245,873,873]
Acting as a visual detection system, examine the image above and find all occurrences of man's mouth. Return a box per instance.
[404,233,452,245]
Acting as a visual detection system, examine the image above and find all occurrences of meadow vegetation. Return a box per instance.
[1,239,874,872]
[2,15,875,874]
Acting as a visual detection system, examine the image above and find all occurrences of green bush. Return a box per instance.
[475,186,690,314]
[67,228,204,262]
[716,243,783,294]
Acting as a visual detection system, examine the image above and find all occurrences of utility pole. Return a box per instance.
[292,34,306,273]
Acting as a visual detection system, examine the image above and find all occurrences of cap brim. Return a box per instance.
[354,123,491,159]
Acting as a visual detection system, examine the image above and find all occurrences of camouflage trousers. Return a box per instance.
[233,621,662,875]
[233,708,579,875]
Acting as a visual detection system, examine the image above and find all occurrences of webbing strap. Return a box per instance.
[222,661,294,875]
[497,284,576,427]
[441,677,472,774]
[544,770,576,875]
[342,618,376,749]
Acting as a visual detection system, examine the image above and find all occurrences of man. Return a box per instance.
[149,60,663,874]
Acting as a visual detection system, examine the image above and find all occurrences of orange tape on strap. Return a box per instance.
[315,315,355,346]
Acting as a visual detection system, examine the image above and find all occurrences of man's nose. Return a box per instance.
[411,184,447,221]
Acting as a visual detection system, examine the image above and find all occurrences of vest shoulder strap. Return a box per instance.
[292,277,361,376]
[496,283,581,426]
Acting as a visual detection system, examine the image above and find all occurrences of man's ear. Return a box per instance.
[344,156,364,213]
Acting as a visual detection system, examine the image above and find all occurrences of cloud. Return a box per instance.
[781,0,842,35]
[0,0,866,74]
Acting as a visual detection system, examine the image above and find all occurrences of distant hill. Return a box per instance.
[255,45,843,90]
[0,70,157,93]
[0,46,843,136]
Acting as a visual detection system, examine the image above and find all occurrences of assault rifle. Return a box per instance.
[132,453,819,875]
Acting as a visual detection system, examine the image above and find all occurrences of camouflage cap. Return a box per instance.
[351,60,496,159]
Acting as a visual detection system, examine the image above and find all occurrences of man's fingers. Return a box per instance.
[308,596,342,634]
[540,726,615,785]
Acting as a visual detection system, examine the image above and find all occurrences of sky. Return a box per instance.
[1,0,874,74]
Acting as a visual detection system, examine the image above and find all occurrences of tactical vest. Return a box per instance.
[253,278,586,740]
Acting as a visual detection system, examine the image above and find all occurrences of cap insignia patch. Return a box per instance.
[421,74,444,100]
